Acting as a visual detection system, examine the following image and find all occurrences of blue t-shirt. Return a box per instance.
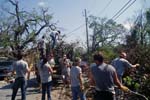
[111,58,132,76]
[90,63,116,93]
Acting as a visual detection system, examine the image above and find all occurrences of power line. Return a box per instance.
[66,0,137,39]
[66,0,113,38]
[66,24,85,37]
[97,0,113,16]
[110,0,133,20]
[113,0,137,21]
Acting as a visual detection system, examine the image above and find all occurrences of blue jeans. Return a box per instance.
[71,86,86,100]
[50,35,56,49]
[11,77,27,100]
[42,81,52,100]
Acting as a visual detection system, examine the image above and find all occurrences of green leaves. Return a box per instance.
[123,76,140,91]
[89,16,127,51]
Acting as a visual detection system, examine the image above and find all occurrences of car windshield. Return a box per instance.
[0,61,13,66]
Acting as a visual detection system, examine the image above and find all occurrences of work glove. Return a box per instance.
[120,85,130,92]
[136,64,140,67]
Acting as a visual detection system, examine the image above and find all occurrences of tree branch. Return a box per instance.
[18,19,37,35]
[8,0,16,6]
[20,24,48,49]
[35,24,47,36]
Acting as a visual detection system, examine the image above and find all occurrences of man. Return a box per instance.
[38,36,46,59]
[50,30,60,49]
[60,54,71,87]
[11,53,30,100]
[70,57,86,100]
[90,52,129,100]
[111,51,139,82]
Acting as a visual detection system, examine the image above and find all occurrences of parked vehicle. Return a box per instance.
[0,57,14,80]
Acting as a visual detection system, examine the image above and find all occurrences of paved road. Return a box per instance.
[0,73,71,100]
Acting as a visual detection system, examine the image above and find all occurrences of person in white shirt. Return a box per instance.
[50,30,60,49]
[70,57,86,100]
[37,57,53,100]
[11,53,30,100]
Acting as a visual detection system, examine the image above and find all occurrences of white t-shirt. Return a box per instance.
[13,59,29,78]
[70,66,82,87]
[38,62,52,83]
[50,31,58,37]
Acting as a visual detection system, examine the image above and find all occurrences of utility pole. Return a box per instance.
[84,9,89,56]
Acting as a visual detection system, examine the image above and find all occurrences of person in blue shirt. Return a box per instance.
[111,51,139,83]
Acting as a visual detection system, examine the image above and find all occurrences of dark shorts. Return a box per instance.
[94,90,116,100]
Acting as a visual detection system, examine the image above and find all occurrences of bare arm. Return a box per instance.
[113,71,129,92]
[124,59,139,68]
[113,71,122,88]
[132,64,140,68]
[26,66,30,73]
[78,73,84,90]
[48,65,53,73]
[26,64,30,80]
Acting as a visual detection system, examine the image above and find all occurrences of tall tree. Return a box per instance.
[0,0,54,56]
[124,9,150,99]
[88,15,127,52]
[126,9,150,49]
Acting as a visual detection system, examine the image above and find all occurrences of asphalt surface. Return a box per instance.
[0,73,71,100]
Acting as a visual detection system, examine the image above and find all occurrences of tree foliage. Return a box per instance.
[88,15,127,52]
[88,9,150,99]
[0,0,54,56]
[123,9,150,99]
